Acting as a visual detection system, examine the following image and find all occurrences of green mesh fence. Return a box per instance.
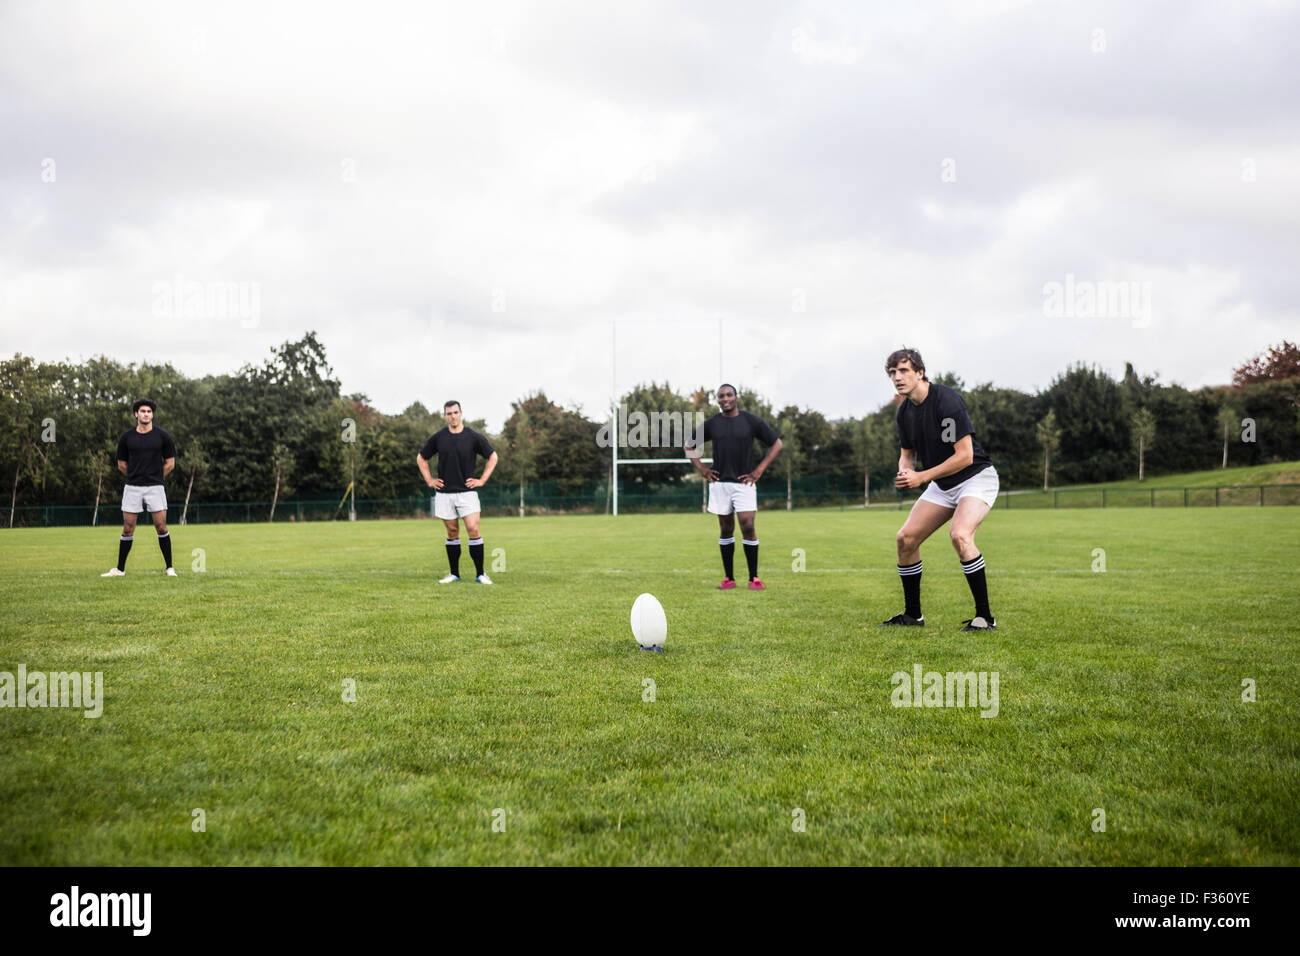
[6,480,1300,527]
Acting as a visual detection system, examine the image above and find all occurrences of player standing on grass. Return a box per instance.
[685,384,782,590]
[101,398,177,577]
[881,349,1000,631]
[416,400,499,584]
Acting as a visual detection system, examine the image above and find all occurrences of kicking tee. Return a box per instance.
[116,427,177,486]
[420,427,495,493]
[695,411,780,483]
[895,383,992,491]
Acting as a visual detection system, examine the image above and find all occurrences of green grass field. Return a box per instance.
[2,509,1297,865]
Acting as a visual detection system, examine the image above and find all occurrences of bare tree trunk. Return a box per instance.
[1138,435,1144,481]
[786,471,792,511]
[93,469,103,527]
[181,466,195,525]
[1043,448,1049,490]
[519,480,525,519]
[349,448,356,521]
[270,463,281,522]
[1222,425,1228,468]
[864,465,870,507]
[9,464,18,528]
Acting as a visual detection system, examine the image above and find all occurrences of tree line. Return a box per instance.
[3,333,1297,518]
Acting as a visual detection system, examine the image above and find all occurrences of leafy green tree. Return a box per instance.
[1236,380,1300,464]
[498,392,602,496]
[778,415,800,510]
[1130,407,1157,481]
[201,334,340,502]
[1041,364,1130,483]
[1036,408,1061,490]
[1140,381,1205,475]
[269,443,294,520]
[178,439,209,525]
[963,383,1040,488]
[614,382,696,489]
[1216,403,1238,468]
[775,405,831,509]
[0,356,61,524]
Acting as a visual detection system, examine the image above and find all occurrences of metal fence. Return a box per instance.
[6,482,1299,528]
[994,484,1300,509]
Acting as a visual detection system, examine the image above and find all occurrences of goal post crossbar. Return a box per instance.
[612,457,711,516]
[620,458,712,465]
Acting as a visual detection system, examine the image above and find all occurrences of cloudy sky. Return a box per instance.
[2,0,1297,429]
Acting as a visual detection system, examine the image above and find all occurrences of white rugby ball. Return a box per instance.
[630,593,668,649]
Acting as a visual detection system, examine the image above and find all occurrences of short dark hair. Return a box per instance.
[443,400,461,412]
[717,383,737,396]
[132,398,156,413]
[885,348,928,381]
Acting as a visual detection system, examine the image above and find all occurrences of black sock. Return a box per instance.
[158,531,173,569]
[445,539,461,576]
[961,553,992,620]
[468,537,485,576]
[898,560,922,618]
[743,539,759,581]
[117,535,133,571]
[718,537,736,580]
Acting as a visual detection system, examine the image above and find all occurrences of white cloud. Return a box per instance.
[2,0,1297,429]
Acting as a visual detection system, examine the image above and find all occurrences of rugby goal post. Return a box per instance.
[605,401,713,516]
[612,450,711,516]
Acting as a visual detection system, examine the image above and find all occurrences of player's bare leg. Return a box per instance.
[896,498,953,565]
[882,499,953,625]
[737,510,763,589]
[440,517,462,582]
[948,497,990,562]
[151,508,175,575]
[716,513,737,588]
[950,496,996,630]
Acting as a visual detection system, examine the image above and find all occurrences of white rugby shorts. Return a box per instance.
[707,480,758,515]
[121,484,168,514]
[433,491,482,519]
[919,466,999,510]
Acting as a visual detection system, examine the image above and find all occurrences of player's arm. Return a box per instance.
[685,437,718,481]
[117,458,128,477]
[895,447,916,489]
[416,453,442,489]
[899,436,974,489]
[739,437,782,484]
[466,452,498,489]
[161,434,176,478]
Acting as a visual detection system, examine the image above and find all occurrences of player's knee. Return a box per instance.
[950,526,973,550]
[896,528,915,552]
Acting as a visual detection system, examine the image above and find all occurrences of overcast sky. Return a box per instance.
[2,0,1297,430]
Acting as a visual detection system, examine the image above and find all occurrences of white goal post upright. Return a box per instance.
[609,404,710,516]
[608,317,720,516]
[613,456,712,516]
